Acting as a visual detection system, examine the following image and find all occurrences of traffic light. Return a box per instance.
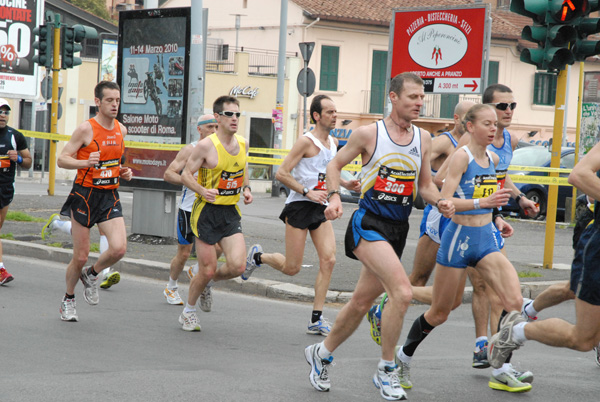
[511,0,589,70]
[572,1,600,61]
[32,24,53,68]
[60,24,98,69]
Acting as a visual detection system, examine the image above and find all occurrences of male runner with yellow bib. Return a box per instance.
[178,95,252,332]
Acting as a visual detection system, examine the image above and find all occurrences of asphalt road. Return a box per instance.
[1,254,598,402]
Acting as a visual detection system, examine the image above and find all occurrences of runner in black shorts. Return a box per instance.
[56,81,132,322]
[242,95,360,336]
[489,140,600,368]
[0,98,32,285]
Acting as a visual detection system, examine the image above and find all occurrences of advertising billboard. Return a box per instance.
[99,35,118,83]
[389,5,490,94]
[117,7,191,191]
[0,0,43,98]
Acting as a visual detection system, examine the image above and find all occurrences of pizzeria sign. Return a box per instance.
[389,5,491,94]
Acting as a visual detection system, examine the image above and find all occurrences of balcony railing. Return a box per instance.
[205,45,297,76]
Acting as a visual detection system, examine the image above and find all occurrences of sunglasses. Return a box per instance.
[0,110,10,116]
[219,111,241,118]
[489,102,517,111]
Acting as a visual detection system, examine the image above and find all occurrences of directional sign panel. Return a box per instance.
[390,5,489,94]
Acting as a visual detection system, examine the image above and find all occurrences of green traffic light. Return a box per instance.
[32,24,53,68]
[60,24,97,69]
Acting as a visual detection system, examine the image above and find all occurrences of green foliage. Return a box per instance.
[517,270,543,278]
[90,243,100,253]
[47,242,64,248]
[66,0,114,22]
[6,211,45,222]
[0,233,14,240]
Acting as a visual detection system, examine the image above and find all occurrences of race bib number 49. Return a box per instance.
[372,166,416,204]
[472,174,497,199]
[218,169,244,196]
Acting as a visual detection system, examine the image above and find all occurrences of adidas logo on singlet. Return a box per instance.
[409,146,420,157]
[234,162,239,167]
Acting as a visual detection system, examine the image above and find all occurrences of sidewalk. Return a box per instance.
[3,177,574,304]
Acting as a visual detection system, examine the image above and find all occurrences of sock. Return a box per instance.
[184,303,196,313]
[475,336,488,352]
[206,279,215,288]
[0,262,4,268]
[311,310,322,323]
[524,302,538,318]
[402,313,435,357]
[99,235,111,275]
[512,322,528,344]
[378,359,396,371]
[396,346,411,364]
[168,277,178,289]
[88,266,98,276]
[254,252,262,266]
[54,219,72,235]
[64,293,75,299]
[316,342,331,359]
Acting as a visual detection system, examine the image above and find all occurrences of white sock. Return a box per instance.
[317,341,331,359]
[184,303,196,313]
[99,235,111,274]
[378,359,396,370]
[512,322,528,344]
[396,346,411,364]
[524,302,538,318]
[0,262,4,268]
[53,219,72,235]
[168,277,178,289]
[206,279,215,288]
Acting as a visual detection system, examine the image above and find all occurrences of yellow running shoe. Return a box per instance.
[41,213,60,240]
[100,271,121,289]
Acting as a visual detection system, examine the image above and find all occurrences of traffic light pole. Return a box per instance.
[543,67,568,268]
[48,15,61,196]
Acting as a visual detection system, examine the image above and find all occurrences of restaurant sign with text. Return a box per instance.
[390,5,489,94]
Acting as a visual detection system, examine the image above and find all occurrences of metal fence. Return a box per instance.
[205,44,297,76]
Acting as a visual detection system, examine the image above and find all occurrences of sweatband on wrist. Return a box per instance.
[473,198,481,209]
[17,155,23,164]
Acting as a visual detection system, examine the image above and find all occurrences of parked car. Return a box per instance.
[273,169,360,203]
[503,146,575,220]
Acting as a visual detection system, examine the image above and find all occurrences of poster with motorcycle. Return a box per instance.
[0,0,43,98]
[117,7,190,191]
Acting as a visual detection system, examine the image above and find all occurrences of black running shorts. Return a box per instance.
[60,183,123,228]
[279,201,327,231]
[191,200,242,245]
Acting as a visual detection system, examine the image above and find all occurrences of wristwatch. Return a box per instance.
[302,187,309,196]
[515,192,526,203]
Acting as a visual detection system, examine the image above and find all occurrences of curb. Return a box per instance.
[3,240,561,304]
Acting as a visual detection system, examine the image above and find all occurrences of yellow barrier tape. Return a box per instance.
[509,174,570,186]
[22,130,71,142]
[124,141,182,151]
[249,147,290,156]
[509,165,571,174]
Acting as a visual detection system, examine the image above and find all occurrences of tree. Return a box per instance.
[66,0,115,23]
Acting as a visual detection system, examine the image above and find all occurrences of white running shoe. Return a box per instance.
[242,244,262,280]
[304,343,333,392]
[199,286,212,312]
[394,346,413,389]
[186,265,197,280]
[179,310,201,331]
[488,311,525,368]
[164,286,184,305]
[488,370,532,392]
[373,365,407,401]
[60,297,78,322]
[307,316,332,336]
[80,266,99,305]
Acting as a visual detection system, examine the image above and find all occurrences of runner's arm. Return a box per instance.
[164,144,193,186]
[58,122,96,170]
[569,141,600,201]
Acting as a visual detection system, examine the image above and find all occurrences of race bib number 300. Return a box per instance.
[372,166,416,204]
[472,174,497,199]
[218,169,244,196]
